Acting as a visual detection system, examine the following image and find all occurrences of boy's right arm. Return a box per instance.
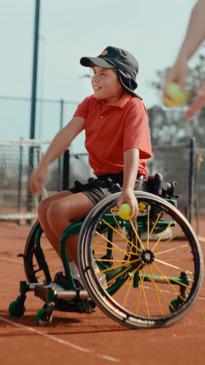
[30,116,85,195]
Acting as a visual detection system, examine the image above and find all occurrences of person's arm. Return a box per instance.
[166,0,205,88]
[30,116,85,195]
[176,0,205,63]
[116,148,139,217]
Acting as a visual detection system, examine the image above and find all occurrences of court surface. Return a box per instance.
[0,220,205,365]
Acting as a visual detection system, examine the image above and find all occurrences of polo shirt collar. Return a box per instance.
[95,93,133,109]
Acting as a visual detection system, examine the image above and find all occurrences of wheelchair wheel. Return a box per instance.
[78,191,204,329]
[24,221,63,283]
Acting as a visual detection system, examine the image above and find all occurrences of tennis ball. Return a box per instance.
[118,203,132,221]
[164,82,191,107]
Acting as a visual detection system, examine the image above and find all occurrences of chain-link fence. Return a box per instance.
[0,137,198,225]
[0,96,204,228]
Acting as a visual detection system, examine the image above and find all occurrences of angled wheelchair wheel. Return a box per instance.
[78,191,204,329]
[24,221,63,283]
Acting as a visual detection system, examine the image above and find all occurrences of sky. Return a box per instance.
[0,0,198,152]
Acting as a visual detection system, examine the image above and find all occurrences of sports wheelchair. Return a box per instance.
[9,174,204,329]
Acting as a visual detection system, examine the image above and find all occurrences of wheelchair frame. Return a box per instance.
[9,189,204,329]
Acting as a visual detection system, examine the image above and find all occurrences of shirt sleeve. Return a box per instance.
[73,95,92,118]
[123,99,152,159]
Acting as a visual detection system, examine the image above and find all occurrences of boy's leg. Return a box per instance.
[38,190,73,254]
[46,192,94,264]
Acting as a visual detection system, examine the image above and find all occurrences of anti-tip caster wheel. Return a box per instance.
[9,299,25,317]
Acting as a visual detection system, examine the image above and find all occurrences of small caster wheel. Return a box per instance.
[9,300,25,317]
[35,303,54,325]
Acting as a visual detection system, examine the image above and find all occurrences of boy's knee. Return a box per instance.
[38,197,51,220]
[47,201,72,235]
[47,201,67,225]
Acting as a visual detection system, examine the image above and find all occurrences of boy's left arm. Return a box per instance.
[116,148,139,217]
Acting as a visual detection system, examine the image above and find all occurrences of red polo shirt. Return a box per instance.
[74,93,152,176]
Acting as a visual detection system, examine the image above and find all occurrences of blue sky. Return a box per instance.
[0,0,198,150]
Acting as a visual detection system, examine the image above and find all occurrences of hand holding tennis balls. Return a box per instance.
[118,203,133,220]
[163,82,191,107]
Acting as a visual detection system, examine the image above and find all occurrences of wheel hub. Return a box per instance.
[140,249,154,264]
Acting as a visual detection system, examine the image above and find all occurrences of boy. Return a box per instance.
[30,46,152,285]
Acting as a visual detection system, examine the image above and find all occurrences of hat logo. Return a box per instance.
[100,49,108,56]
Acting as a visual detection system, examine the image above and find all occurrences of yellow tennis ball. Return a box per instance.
[118,203,132,220]
[164,82,191,107]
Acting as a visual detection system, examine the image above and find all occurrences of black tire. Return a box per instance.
[24,221,63,283]
[78,191,204,329]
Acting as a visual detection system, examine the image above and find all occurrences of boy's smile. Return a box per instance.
[91,66,124,103]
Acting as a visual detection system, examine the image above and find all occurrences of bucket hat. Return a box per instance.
[80,46,140,97]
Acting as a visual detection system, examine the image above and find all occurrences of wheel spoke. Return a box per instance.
[78,192,202,329]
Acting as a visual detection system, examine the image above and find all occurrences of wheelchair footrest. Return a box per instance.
[34,283,90,302]
[34,283,96,322]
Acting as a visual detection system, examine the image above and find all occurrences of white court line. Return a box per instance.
[0,316,120,363]
[0,256,22,264]
[198,296,205,301]
[198,236,205,243]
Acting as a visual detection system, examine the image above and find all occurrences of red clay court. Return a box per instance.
[0,219,205,365]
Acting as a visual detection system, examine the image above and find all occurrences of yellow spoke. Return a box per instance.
[93,241,137,258]
[152,222,175,252]
[105,261,143,287]
[159,258,193,263]
[110,208,126,231]
[100,257,141,275]
[122,264,145,308]
[93,243,125,255]
[146,206,151,249]
[149,265,164,315]
[155,258,193,275]
[105,265,131,286]
[120,264,144,304]
[153,262,190,299]
[154,244,189,256]
[95,257,129,264]
[101,219,141,254]
[159,235,178,245]
[135,272,144,313]
[140,267,150,317]
[130,221,145,250]
[95,231,129,256]
[150,212,162,235]
[152,262,178,294]
[149,278,176,311]
[122,274,134,308]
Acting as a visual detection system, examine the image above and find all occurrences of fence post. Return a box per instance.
[62,149,70,190]
[57,99,65,191]
[187,138,196,223]
[17,143,23,213]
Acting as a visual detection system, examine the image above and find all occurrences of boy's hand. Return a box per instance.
[116,188,138,219]
[29,166,47,196]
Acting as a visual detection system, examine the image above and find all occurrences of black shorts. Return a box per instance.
[69,172,141,205]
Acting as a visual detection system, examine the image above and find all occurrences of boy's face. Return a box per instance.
[91,66,124,103]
